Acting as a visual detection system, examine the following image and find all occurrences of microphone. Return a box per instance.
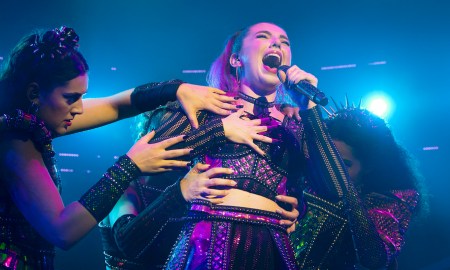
[277,65,328,106]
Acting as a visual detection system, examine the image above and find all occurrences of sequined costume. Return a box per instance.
[170,103,310,269]
[164,109,308,269]
[289,107,420,269]
[0,111,60,269]
[101,101,313,269]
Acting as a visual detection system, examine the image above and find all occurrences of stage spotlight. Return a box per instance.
[365,93,394,119]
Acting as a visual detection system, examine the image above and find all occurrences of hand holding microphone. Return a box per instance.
[277,65,328,106]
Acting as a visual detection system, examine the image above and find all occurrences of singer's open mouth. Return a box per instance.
[262,53,281,73]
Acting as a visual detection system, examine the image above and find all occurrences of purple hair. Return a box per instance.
[206,27,249,95]
[206,23,295,105]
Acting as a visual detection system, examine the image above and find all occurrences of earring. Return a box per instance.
[235,66,241,85]
[28,101,39,115]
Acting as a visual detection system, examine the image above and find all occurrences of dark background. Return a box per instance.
[1,0,449,269]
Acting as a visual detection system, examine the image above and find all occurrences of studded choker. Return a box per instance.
[238,92,275,108]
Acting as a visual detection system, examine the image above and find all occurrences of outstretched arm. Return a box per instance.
[65,81,238,135]
[0,130,190,250]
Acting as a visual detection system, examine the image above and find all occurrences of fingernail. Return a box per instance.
[236,105,244,109]
[276,209,283,214]
[234,96,240,100]
[186,162,193,167]
[232,181,238,186]
[275,195,281,200]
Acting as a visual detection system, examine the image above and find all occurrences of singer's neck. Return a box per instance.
[238,86,284,121]
[239,85,277,102]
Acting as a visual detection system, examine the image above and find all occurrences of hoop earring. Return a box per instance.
[28,101,39,115]
[235,66,241,85]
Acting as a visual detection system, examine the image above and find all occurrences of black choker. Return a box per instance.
[238,92,275,108]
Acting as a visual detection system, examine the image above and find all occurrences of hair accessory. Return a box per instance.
[30,26,80,59]
[324,95,385,131]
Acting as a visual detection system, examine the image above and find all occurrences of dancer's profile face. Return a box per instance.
[36,74,88,136]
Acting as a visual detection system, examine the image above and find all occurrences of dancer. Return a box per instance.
[287,101,422,269]
[0,25,237,269]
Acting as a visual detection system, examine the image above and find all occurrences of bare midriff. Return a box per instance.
[217,188,280,212]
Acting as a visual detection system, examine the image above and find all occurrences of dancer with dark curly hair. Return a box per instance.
[287,100,423,269]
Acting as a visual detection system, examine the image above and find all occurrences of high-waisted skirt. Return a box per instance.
[164,200,298,270]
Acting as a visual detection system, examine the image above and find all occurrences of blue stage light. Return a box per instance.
[365,93,394,119]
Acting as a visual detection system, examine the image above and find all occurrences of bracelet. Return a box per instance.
[130,80,184,112]
[79,155,141,222]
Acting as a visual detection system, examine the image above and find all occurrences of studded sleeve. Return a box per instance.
[147,102,227,158]
[130,80,183,112]
[112,180,187,259]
